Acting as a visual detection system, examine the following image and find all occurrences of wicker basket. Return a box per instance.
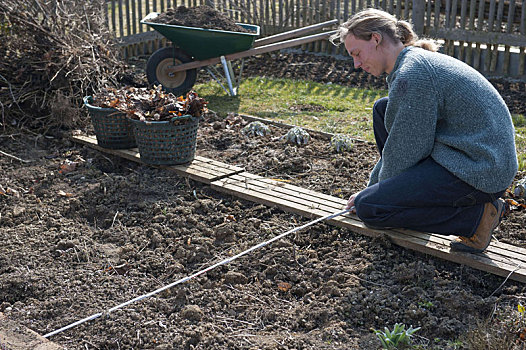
[83,96,136,149]
[130,115,199,165]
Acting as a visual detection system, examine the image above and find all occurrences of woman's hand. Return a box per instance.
[345,191,361,213]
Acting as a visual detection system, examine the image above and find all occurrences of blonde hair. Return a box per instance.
[330,8,440,52]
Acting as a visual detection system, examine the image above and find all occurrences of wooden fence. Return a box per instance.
[107,0,526,78]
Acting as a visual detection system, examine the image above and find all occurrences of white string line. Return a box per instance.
[43,208,350,338]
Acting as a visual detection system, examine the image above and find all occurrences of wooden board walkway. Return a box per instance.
[71,135,244,184]
[212,172,526,283]
[73,135,526,283]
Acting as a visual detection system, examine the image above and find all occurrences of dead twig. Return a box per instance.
[0,149,31,163]
[0,0,129,130]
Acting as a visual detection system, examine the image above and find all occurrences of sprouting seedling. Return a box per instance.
[242,121,271,137]
[283,126,310,145]
[330,134,354,153]
[373,323,421,350]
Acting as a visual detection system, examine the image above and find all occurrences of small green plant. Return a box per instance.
[417,300,434,309]
[373,323,421,349]
[283,126,310,145]
[330,134,354,153]
[242,121,271,137]
[446,339,464,349]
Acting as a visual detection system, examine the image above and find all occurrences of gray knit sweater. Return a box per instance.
[368,46,518,193]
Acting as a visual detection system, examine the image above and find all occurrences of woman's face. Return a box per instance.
[344,33,387,77]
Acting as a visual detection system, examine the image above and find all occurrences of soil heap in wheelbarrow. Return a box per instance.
[151,5,250,33]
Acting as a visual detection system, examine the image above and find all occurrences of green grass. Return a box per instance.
[195,77,526,171]
[512,115,526,172]
[195,77,387,142]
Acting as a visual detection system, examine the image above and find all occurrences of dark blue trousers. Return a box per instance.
[354,97,504,237]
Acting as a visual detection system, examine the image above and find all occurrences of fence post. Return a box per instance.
[412,0,425,34]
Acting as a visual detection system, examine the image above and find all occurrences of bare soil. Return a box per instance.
[152,6,250,33]
[1,52,526,349]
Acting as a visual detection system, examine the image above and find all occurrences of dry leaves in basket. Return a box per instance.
[92,86,208,122]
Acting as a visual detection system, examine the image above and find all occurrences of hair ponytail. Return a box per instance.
[395,20,415,46]
[396,20,440,52]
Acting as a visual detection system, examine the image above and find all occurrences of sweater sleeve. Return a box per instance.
[368,158,382,186]
[378,64,439,182]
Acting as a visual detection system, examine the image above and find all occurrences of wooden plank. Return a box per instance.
[449,0,458,57]
[131,0,137,35]
[211,172,526,283]
[457,0,467,61]
[229,175,526,276]
[214,172,521,256]
[0,313,63,350]
[231,172,347,206]
[334,217,526,280]
[70,135,244,184]
[503,0,516,74]
[433,27,526,47]
[488,0,497,31]
[425,0,432,29]
[464,0,477,65]
[219,174,346,213]
[221,172,526,260]
[402,0,409,20]
[118,0,125,38]
[433,0,441,36]
[111,0,117,33]
[253,19,337,47]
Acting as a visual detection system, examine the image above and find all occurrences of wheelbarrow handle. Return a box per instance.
[254,19,338,47]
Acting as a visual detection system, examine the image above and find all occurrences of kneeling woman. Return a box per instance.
[330,8,518,253]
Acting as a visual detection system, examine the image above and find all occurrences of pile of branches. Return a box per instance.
[0,0,131,131]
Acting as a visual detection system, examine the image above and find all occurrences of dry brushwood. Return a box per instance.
[0,0,132,131]
[92,86,208,122]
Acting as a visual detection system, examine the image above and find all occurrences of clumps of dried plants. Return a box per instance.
[91,86,208,123]
[0,0,132,132]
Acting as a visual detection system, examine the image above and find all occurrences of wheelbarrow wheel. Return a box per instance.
[146,47,197,96]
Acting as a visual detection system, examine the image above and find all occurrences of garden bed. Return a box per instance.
[1,109,525,349]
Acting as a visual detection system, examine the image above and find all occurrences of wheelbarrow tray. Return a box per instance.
[141,12,260,60]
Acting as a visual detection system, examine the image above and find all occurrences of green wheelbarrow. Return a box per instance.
[141,13,338,96]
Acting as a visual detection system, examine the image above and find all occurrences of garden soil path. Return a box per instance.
[1,52,526,349]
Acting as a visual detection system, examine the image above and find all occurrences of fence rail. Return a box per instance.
[107,0,526,78]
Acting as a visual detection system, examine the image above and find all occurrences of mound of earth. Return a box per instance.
[151,5,250,32]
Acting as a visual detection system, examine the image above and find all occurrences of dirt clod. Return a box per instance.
[181,305,204,321]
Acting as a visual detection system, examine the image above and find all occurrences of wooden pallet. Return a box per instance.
[73,134,526,283]
[71,135,244,184]
[211,172,526,283]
